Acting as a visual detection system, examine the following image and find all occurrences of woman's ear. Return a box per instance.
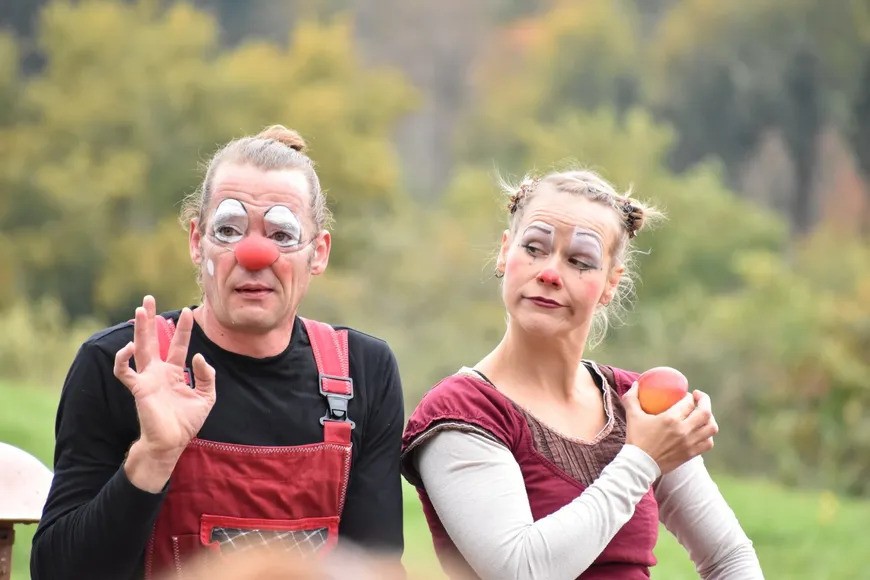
[601,262,624,305]
[495,229,510,276]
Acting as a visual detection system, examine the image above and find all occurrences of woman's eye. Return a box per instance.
[522,244,545,256]
[569,257,595,270]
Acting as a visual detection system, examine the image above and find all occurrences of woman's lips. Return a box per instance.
[526,296,563,309]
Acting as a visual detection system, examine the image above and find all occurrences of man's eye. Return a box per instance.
[215,225,243,241]
[271,231,299,246]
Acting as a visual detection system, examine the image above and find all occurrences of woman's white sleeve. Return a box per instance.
[414,429,659,580]
[654,456,764,579]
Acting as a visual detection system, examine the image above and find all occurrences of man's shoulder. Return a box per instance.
[82,320,133,356]
[299,319,398,388]
[82,309,184,358]
[329,323,395,359]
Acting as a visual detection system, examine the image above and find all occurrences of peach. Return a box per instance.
[637,366,689,414]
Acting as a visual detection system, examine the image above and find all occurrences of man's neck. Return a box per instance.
[192,305,295,358]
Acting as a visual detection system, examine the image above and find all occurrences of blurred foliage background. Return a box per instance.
[1,0,869,576]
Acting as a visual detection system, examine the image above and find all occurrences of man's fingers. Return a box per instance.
[132,307,152,370]
[166,308,193,368]
[191,353,216,400]
[113,342,137,390]
[143,295,158,355]
[133,295,159,369]
[143,295,157,316]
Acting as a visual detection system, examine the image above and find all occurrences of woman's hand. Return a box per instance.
[622,384,718,474]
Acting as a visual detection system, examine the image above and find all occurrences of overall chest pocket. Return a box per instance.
[200,513,340,556]
[163,514,340,579]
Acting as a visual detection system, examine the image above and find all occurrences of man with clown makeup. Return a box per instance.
[31,126,405,579]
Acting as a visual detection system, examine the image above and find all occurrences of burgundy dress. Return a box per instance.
[401,363,659,579]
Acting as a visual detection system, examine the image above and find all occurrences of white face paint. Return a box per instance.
[264,205,303,249]
[519,222,604,272]
[208,199,306,251]
[569,227,604,271]
[211,199,248,245]
[206,258,215,277]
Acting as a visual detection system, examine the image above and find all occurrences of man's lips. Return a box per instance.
[234,284,274,295]
[526,296,564,308]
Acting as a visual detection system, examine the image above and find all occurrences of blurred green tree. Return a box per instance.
[698,228,870,494]
[851,56,870,184]
[647,0,870,232]
[461,0,643,169]
[0,0,415,324]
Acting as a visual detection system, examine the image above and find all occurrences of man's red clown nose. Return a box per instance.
[235,237,279,270]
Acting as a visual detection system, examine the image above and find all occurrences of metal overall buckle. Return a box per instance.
[319,373,355,429]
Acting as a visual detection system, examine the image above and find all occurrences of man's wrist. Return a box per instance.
[123,440,182,494]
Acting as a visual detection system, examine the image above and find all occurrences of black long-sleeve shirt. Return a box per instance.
[31,311,405,580]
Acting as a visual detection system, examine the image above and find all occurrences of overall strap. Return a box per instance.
[301,317,354,445]
[155,316,176,362]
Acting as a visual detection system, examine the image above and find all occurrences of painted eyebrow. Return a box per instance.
[523,224,554,235]
[263,206,301,227]
[572,230,602,242]
[212,199,248,220]
[570,232,604,255]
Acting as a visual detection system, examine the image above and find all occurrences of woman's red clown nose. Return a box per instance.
[234,236,279,270]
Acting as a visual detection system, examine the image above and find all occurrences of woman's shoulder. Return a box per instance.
[587,360,641,396]
[403,369,524,445]
[413,369,509,411]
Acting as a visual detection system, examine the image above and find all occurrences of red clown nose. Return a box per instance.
[234,236,279,270]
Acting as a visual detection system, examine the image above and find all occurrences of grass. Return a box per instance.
[648,473,870,579]
[3,381,869,579]
[0,381,58,580]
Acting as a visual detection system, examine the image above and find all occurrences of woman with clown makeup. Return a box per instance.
[401,170,763,579]
[31,126,406,579]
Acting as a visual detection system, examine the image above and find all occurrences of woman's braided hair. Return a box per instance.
[506,173,651,240]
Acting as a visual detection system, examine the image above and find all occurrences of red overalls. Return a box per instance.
[142,317,355,579]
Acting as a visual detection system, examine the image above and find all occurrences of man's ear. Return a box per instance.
[309,230,331,275]
[189,219,203,265]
